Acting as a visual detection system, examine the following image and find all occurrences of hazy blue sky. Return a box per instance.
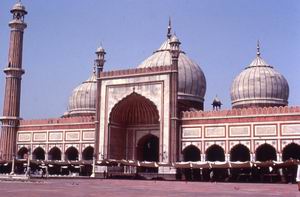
[0,0,299,119]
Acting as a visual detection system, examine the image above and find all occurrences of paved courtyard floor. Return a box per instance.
[0,179,298,197]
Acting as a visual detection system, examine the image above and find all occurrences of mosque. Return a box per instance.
[0,2,300,181]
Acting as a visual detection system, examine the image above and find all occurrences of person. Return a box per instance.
[296,165,300,191]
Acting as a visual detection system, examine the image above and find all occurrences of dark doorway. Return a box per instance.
[183,145,201,161]
[206,144,225,162]
[65,147,79,161]
[255,143,277,162]
[137,134,159,173]
[32,147,45,160]
[230,144,251,182]
[138,135,159,162]
[282,143,300,183]
[282,143,300,161]
[205,144,226,181]
[82,146,94,160]
[182,145,201,181]
[17,147,28,159]
[230,144,250,162]
[48,147,61,160]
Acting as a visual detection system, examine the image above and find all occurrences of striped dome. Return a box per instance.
[65,73,96,116]
[231,46,289,108]
[137,37,206,107]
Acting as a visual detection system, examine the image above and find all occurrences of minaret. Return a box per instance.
[94,46,106,160]
[169,35,180,162]
[0,2,27,160]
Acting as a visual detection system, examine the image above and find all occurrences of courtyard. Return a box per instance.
[0,179,298,197]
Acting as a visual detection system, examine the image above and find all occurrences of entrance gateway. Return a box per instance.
[108,92,160,163]
[96,64,177,176]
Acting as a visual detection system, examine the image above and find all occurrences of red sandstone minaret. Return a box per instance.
[0,2,27,160]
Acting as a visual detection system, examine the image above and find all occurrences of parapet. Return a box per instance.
[181,106,300,119]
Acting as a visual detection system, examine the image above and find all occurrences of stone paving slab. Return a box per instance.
[0,179,298,197]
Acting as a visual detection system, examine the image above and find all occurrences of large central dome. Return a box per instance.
[137,27,206,111]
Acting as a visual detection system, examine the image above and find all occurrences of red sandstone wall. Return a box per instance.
[109,126,126,160]
[181,106,300,124]
[18,116,95,131]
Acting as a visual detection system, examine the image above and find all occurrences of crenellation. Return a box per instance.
[19,116,95,125]
[100,65,173,78]
[181,106,300,119]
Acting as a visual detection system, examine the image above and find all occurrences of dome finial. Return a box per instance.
[257,40,261,56]
[167,17,172,39]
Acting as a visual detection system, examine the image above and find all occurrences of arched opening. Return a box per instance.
[109,92,160,161]
[137,134,159,162]
[137,134,159,173]
[183,145,201,161]
[205,145,226,181]
[48,147,61,160]
[17,147,28,159]
[82,146,94,160]
[282,143,300,183]
[255,143,277,162]
[182,145,201,180]
[65,147,79,161]
[282,143,300,161]
[206,144,225,162]
[32,147,45,160]
[230,144,250,162]
[230,144,251,182]
[81,146,94,176]
[254,144,278,182]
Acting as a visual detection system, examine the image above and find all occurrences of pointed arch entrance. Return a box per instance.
[17,147,28,159]
[282,143,300,161]
[48,147,61,161]
[182,145,201,180]
[65,147,79,161]
[282,143,300,183]
[255,143,277,162]
[108,92,160,161]
[137,134,159,162]
[205,145,226,181]
[32,147,45,160]
[230,144,250,162]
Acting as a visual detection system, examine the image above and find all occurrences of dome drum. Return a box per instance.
[232,98,288,109]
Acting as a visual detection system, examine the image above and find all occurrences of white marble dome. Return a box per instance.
[231,47,289,108]
[137,36,206,109]
[65,73,96,116]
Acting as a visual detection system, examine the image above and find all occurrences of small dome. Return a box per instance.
[11,2,27,14]
[96,46,105,54]
[170,35,180,44]
[212,96,222,106]
[231,45,289,108]
[137,36,206,110]
[65,73,96,116]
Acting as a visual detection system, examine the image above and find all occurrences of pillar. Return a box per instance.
[169,35,180,162]
[94,46,105,160]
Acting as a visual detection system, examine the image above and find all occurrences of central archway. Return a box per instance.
[108,92,160,160]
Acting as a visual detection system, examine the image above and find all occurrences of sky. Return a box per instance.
[0,0,299,120]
